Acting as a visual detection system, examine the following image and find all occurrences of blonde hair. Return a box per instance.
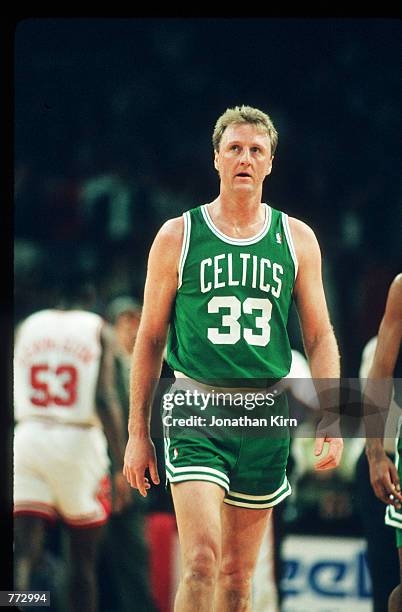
[212,105,278,155]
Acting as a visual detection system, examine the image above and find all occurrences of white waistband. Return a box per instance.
[173,370,282,396]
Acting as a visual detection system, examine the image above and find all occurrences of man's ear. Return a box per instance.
[265,155,274,176]
[214,151,219,172]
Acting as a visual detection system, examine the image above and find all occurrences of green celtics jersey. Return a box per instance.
[166,203,298,387]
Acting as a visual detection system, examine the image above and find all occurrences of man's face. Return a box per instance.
[214,123,273,195]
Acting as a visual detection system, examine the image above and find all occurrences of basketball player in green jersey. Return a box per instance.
[124,105,343,611]
[364,274,402,612]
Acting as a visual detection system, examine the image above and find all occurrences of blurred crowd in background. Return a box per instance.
[15,18,402,374]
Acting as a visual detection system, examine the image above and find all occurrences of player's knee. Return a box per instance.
[182,543,220,586]
[218,557,254,594]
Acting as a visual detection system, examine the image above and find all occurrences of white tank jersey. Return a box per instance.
[14,309,104,426]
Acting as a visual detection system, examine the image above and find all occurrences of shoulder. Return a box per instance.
[26,308,53,321]
[72,309,103,321]
[159,215,184,236]
[150,216,184,264]
[67,310,104,332]
[152,216,184,251]
[385,273,402,320]
[147,216,185,278]
[14,310,56,346]
[389,273,402,299]
[17,309,53,330]
[288,216,319,243]
[288,217,321,263]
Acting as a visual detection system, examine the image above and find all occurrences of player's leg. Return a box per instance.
[13,422,56,590]
[355,450,399,611]
[388,544,402,612]
[51,427,111,611]
[170,481,225,612]
[215,404,290,612]
[14,515,47,590]
[215,504,272,612]
[387,432,402,612]
[67,524,104,612]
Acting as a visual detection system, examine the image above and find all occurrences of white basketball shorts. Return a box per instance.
[14,419,111,528]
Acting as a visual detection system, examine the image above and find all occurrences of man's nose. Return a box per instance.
[240,149,251,164]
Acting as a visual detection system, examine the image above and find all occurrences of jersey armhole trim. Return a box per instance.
[282,213,298,282]
[178,211,191,289]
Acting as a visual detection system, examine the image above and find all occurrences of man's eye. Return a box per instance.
[251,147,260,153]
[230,145,240,151]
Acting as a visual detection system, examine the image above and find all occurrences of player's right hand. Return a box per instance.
[367,450,402,509]
[123,435,160,497]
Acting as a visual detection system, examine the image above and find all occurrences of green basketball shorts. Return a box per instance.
[162,381,291,509]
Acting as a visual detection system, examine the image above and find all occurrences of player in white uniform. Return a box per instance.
[14,303,131,612]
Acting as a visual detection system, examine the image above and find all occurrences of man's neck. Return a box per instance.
[215,186,263,213]
[207,193,266,238]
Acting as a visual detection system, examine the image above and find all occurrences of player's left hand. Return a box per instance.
[314,434,344,471]
[113,470,133,513]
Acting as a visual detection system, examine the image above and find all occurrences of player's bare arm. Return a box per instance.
[290,217,343,470]
[123,216,183,496]
[365,274,402,507]
[366,274,402,381]
[97,323,132,511]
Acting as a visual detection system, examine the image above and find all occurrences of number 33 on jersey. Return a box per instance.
[167,204,298,386]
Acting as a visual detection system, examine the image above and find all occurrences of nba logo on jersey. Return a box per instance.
[173,448,179,460]
[276,232,282,244]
